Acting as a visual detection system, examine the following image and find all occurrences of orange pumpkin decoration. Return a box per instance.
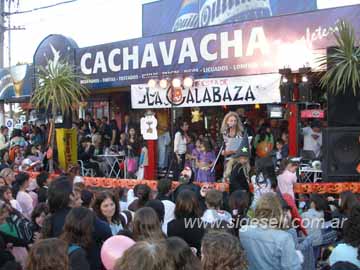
[256,141,274,158]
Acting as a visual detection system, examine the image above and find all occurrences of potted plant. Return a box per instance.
[31,60,89,172]
[318,20,360,96]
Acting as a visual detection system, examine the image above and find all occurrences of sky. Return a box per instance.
[3,0,360,67]
[4,0,158,67]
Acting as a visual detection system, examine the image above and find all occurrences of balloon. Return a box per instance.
[256,141,273,158]
[101,235,135,270]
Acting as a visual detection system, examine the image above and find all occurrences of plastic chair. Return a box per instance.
[78,160,95,177]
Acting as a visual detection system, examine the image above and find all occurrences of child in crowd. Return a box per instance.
[185,134,195,169]
[36,171,49,203]
[301,194,327,249]
[31,203,49,239]
[250,158,274,209]
[277,157,300,202]
[14,148,24,169]
[196,140,215,183]
[225,133,251,194]
[191,138,202,179]
[202,189,232,225]
[274,138,285,171]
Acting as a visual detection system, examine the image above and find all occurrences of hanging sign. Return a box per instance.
[140,112,158,140]
[131,74,281,109]
[5,119,13,129]
[301,109,325,119]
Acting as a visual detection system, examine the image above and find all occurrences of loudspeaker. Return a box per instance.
[322,127,360,181]
[280,82,292,103]
[327,90,360,127]
[299,82,311,102]
[326,47,360,126]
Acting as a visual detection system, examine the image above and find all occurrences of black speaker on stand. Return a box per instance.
[321,47,360,182]
[322,127,360,181]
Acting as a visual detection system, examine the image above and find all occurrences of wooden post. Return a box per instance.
[288,103,299,157]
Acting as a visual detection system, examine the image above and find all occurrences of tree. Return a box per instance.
[318,20,360,96]
[31,60,89,172]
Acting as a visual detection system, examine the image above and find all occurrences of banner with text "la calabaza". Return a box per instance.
[131,74,281,109]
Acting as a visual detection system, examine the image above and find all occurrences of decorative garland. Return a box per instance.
[27,172,360,194]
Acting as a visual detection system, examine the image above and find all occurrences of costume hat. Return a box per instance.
[233,130,250,158]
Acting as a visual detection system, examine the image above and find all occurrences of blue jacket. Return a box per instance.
[239,225,302,270]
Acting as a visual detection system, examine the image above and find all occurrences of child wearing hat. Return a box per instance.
[224,132,251,194]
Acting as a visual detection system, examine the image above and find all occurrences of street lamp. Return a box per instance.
[159,79,169,89]
[147,79,157,88]
[171,78,182,88]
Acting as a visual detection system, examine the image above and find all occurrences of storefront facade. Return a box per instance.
[29,3,360,178]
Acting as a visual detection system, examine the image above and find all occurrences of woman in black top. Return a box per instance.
[109,120,120,148]
[78,137,102,177]
[167,190,204,255]
[118,132,128,155]
[42,176,112,270]
[127,128,140,157]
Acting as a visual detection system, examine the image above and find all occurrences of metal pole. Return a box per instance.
[0,0,5,68]
[165,86,175,180]
[7,0,10,67]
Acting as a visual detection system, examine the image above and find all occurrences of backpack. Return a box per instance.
[2,212,36,243]
[68,244,81,255]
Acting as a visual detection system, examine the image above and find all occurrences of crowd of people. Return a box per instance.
[0,162,359,269]
[0,110,356,270]
[73,110,294,181]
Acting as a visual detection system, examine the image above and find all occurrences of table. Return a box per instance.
[298,166,322,183]
[96,154,126,178]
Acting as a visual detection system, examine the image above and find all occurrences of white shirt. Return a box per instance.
[330,243,360,267]
[302,127,322,157]
[201,209,232,224]
[16,191,34,220]
[174,132,187,155]
[161,200,175,235]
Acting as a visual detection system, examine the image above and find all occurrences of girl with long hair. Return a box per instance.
[92,191,130,235]
[115,241,175,270]
[201,231,247,270]
[167,190,204,254]
[330,204,360,267]
[12,172,33,220]
[60,207,93,270]
[240,193,302,270]
[196,139,216,183]
[166,237,201,270]
[229,190,250,235]
[277,157,300,202]
[250,157,276,209]
[26,238,69,270]
[173,120,190,180]
[220,112,244,161]
[225,155,250,194]
[132,207,165,241]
